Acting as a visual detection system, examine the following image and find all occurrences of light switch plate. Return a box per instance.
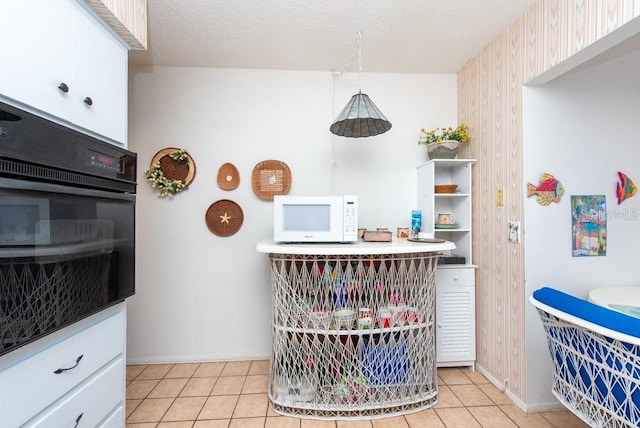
[508,221,520,243]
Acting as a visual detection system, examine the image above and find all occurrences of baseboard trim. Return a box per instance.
[474,363,564,413]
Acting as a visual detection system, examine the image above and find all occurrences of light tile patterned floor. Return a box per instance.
[126,361,588,427]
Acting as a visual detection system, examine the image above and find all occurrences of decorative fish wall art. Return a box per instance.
[527,173,565,206]
[616,171,637,204]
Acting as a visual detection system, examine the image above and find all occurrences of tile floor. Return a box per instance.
[126,360,588,427]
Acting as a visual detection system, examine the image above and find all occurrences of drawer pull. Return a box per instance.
[53,354,84,374]
[58,82,69,93]
[83,96,93,106]
[73,412,83,428]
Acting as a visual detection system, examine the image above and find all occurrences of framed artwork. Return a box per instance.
[571,195,606,257]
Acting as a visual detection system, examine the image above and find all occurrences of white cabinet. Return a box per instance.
[435,268,476,367]
[0,303,126,428]
[70,1,128,144]
[28,359,125,427]
[0,0,128,145]
[417,159,476,368]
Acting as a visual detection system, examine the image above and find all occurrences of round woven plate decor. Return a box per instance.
[205,199,243,237]
[217,162,240,190]
[150,148,196,185]
[251,160,291,200]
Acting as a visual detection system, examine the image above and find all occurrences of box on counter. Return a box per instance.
[363,230,392,242]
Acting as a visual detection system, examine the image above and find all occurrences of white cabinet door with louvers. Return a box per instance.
[435,279,476,367]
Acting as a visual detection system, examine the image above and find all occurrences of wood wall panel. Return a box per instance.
[458,0,640,404]
[85,0,147,50]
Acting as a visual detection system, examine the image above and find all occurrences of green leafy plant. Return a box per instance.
[144,149,190,198]
[418,123,470,145]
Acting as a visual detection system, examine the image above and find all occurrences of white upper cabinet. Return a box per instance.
[71,1,127,144]
[0,0,128,145]
[0,1,73,119]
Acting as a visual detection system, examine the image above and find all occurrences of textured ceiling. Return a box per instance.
[129,0,539,74]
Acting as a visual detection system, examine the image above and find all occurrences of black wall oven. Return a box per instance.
[0,101,136,356]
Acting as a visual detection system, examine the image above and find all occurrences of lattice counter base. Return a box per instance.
[267,252,439,419]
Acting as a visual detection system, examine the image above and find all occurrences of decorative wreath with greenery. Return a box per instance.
[144,148,191,198]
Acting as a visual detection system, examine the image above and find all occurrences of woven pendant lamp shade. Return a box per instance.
[330,92,392,138]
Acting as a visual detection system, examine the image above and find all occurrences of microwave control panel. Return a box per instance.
[343,195,358,241]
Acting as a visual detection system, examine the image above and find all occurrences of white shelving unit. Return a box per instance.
[417,159,476,368]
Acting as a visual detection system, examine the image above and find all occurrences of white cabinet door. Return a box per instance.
[0,0,128,145]
[71,0,128,143]
[0,0,73,120]
[436,285,476,366]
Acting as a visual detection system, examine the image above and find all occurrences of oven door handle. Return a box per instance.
[0,177,135,202]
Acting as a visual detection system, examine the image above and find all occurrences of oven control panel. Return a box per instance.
[88,149,124,173]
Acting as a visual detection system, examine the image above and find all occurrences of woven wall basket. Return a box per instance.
[217,162,240,190]
[150,148,196,185]
[205,199,243,237]
[251,160,291,200]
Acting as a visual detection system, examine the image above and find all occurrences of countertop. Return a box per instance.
[256,238,455,255]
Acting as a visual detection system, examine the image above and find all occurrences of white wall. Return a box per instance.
[127,65,457,362]
[331,72,457,230]
[523,49,640,407]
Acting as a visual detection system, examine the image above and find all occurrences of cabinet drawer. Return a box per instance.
[0,310,124,427]
[98,405,125,428]
[435,267,475,286]
[27,358,125,427]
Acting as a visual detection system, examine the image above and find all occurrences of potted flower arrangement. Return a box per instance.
[418,123,470,159]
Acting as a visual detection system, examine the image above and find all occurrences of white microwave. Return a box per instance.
[273,195,358,243]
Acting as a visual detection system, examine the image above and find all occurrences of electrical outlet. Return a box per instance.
[508,221,520,243]
[496,189,504,206]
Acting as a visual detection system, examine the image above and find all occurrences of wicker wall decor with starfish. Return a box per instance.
[205,199,244,237]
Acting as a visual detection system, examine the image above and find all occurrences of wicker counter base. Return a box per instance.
[266,251,439,420]
[270,390,438,420]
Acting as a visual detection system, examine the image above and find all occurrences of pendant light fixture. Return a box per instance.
[330,32,392,138]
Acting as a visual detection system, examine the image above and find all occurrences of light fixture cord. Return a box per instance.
[357,30,362,92]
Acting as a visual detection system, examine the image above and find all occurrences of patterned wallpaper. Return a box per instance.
[457,0,640,403]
